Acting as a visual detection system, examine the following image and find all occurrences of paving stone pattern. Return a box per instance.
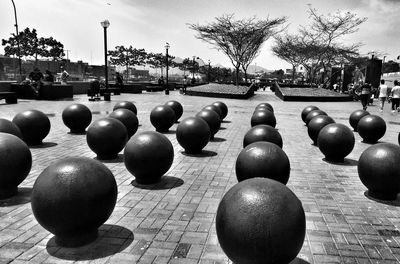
[0,90,400,263]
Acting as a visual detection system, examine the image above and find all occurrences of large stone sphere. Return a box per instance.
[176,117,210,154]
[253,106,273,114]
[0,133,31,199]
[165,100,183,122]
[349,109,370,132]
[86,118,128,160]
[31,157,117,247]
[317,123,355,162]
[203,105,223,120]
[62,104,92,133]
[0,118,22,138]
[12,109,50,146]
[304,109,327,126]
[243,125,283,148]
[256,103,274,113]
[109,109,139,138]
[235,142,290,184]
[358,143,400,200]
[301,105,319,123]
[195,110,221,139]
[216,178,306,264]
[124,131,174,184]
[113,101,137,115]
[307,115,335,145]
[150,105,176,132]
[357,115,386,143]
[251,110,276,128]
[212,101,228,120]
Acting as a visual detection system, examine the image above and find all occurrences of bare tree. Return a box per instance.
[188,14,286,85]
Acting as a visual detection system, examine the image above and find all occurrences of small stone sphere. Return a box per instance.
[317,123,355,162]
[304,110,327,126]
[301,105,319,122]
[307,115,336,144]
[216,178,306,264]
[86,118,128,160]
[0,118,22,138]
[349,109,370,132]
[150,105,176,132]
[203,105,223,120]
[176,117,211,154]
[12,109,50,146]
[31,157,117,247]
[235,141,290,184]
[0,133,31,199]
[251,110,276,128]
[243,125,283,148]
[113,101,137,115]
[165,100,183,122]
[256,103,274,113]
[109,109,139,138]
[195,110,221,139]
[358,143,400,200]
[357,115,386,143]
[253,106,273,114]
[62,104,92,133]
[212,101,228,120]
[124,131,174,184]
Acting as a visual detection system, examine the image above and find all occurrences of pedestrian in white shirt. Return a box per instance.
[377,79,389,112]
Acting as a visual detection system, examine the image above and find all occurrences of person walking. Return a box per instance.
[359,82,372,110]
[182,75,188,95]
[377,79,389,112]
[390,80,400,113]
[60,66,70,84]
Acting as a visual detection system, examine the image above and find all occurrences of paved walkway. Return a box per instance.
[0,90,400,263]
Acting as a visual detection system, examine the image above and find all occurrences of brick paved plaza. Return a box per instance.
[1,89,400,263]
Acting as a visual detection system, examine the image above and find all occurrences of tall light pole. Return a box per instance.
[100,20,110,101]
[192,56,199,84]
[208,60,211,83]
[165,42,170,95]
[11,0,22,80]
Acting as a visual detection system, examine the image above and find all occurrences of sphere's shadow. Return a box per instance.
[45,113,56,117]
[67,131,86,135]
[95,154,124,163]
[131,175,184,190]
[222,120,231,123]
[210,137,226,142]
[181,150,217,157]
[364,191,400,207]
[29,142,58,149]
[219,127,227,130]
[290,257,311,264]
[46,224,133,261]
[322,158,358,166]
[158,130,176,135]
[0,187,32,206]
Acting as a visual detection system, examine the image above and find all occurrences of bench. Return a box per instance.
[99,88,121,95]
[11,83,73,100]
[0,92,17,104]
[145,86,164,92]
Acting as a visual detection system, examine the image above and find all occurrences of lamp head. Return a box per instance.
[101,20,110,28]
[165,42,170,49]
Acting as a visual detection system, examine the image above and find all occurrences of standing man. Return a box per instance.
[182,75,188,95]
[377,79,389,112]
[390,80,400,113]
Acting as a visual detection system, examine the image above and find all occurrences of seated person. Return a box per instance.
[28,68,44,97]
[44,70,55,83]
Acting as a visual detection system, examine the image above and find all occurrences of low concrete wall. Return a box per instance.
[68,81,91,94]
[0,81,17,92]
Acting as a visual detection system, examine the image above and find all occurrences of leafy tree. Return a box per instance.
[40,37,64,61]
[176,58,193,76]
[108,45,147,80]
[146,52,175,77]
[188,14,286,85]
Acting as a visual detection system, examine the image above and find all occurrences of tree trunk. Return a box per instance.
[126,64,129,81]
[292,65,296,83]
[235,67,240,86]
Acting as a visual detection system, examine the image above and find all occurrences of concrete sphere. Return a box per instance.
[12,109,50,146]
[86,118,128,160]
[349,109,370,132]
[195,110,221,139]
[307,115,335,144]
[109,109,139,138]
[253,106,273,114]
[251,110,276,128]
[165,100,183,122]
[358,143,400,200]
[212,101,228,119]
[235,142,290,184]
[113,101,137,115]
[31,157,117,247]
[176,117,210,154]
[0,133,31,199]
[357,115,386,143]
[0,118,22,138]
[317,123,355,162]
[62,104,92,133]
[124,131,174,184]
[150,105,176,132]
[216,178,306,264]
[203,105,223,120]
[256,103,274,113]
[301,105,319,123]
[304,110,327,126]
[243,125,283,148]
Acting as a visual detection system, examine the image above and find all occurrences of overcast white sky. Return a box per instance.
[1,0,399,70]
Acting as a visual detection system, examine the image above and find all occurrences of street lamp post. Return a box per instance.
[192,56,199,84]
[11,0,22,80]
[165,42,170,95]
[208,60,211,83]
[100,20,110,101]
